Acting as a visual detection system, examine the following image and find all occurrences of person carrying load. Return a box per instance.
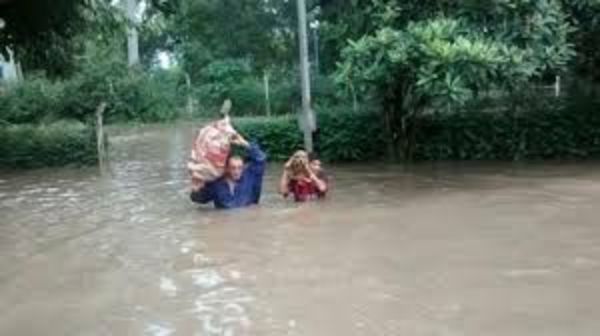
[188,100,267,209]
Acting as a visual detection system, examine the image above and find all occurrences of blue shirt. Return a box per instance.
[190,143,266,209]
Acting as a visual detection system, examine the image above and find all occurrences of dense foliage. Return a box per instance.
[563,0,600,80]
[237,85,600,162]
[0,43,183,124]
[336,0,576,160]
[1,0,599,167]
[416,88,600,160]
[0,121,98,168]
[0,0,122,78]
[234,109,386,162]
[168,0,294,76]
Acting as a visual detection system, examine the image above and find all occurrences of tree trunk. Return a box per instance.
[402,113,419,161]
[125,0,140,66]
[185,73,194,117]
[382,102,399,162]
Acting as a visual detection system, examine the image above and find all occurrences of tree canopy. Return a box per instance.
[335,0,577,159]
[0,0,122,77]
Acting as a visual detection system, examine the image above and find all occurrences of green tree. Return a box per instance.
[563,0,600,80]
[336,0,575,160]
[0,0,122,78]
[163,0,295,81]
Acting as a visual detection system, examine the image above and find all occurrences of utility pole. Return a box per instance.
[125,0,140,66]
[296,0,315,152]
[311,21,320,74]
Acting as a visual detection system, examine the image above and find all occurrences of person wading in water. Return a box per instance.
[190,133,267,209]
[279,151,328,202]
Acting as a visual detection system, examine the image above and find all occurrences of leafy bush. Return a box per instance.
[193,64,294,117]
[233,89,600,162]
[195,58,254,104]
[0,68,184,125]
[229,78,266,116]
[192,65,343,118]
[104,69,183,123]
[0,75,66,124]
[312,74,340,107]
[317,108,386,161]
[234,108,386,162]
[234,115,303,161]
[59,44,184,124]
[0,121,98,168]
[416,89,600,160]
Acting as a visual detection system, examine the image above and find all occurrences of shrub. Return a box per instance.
[234,108,386,162]
[234,115,303,161]
[0,68,184,125]
[195,58,254,104]
[106,69,183,123]
[233,89,600,162]
[0,75,66,124]
[191,66,348,118]
[0,121,98,168]
[194,69,298,118]
[229,78,266,116]
[416,90,600,160]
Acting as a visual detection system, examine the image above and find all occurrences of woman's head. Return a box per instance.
[288,150,309,178]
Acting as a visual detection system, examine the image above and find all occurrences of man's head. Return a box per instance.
[225,155,244,181]
[308,152,322,173]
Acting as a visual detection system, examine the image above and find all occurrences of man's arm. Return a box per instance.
[240,140,267,176]
[190,183,215,204]
[310,172,328,193]
[230,130,267,172]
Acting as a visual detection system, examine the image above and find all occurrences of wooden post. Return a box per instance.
[185,73,194,117]
[296,0,315,153]
[96,102,107,168]
[555,75,561,97]
[263,71,271,117]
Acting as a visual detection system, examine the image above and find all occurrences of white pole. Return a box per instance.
[296,0,315,152]
[125,0,140,66]
[264,71,271,117]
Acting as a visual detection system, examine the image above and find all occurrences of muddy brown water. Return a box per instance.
[1,122,600,335]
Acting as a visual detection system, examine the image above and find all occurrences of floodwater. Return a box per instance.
[1,123,600,336]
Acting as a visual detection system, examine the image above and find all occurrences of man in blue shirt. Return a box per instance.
[190,134,267,209]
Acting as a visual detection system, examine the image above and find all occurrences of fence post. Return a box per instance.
[264,70,271,117]
[96,102,107,169]
[185,72,194,117]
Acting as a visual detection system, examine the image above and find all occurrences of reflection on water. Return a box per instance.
[1,122,600,335]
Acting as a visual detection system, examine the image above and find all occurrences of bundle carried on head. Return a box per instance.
[188,100,235,190]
